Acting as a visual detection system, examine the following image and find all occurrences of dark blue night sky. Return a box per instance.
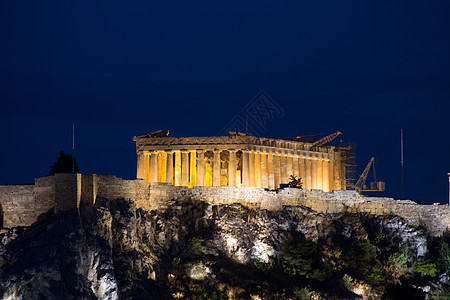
[1,1,449,204]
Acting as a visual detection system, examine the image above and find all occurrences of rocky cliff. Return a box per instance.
[1,197,449,299]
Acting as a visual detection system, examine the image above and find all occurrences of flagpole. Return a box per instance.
[400,128,404,199]
[72,123,75,173]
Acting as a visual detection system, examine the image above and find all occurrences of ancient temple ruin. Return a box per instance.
[133,131,349,191]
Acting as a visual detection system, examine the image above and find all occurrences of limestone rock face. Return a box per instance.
[0,198,433,299]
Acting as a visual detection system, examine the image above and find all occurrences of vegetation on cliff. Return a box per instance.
[1,198,450,299]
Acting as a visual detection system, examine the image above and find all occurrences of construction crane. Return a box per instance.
[311,131,342,146]
[355,157,385,193]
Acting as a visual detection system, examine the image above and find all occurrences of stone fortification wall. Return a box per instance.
[140,183,450,236]
[1,174,450,236]
[0,185,35,227]
[54,174,82,213]
[276,188,450,236]
[0,176,55,227]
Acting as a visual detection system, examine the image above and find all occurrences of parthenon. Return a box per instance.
[133,131,349,191]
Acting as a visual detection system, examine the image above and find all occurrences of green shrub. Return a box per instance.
[282,238,332,281]
[388,244,409,268]
[438,241,450,271]
[374,228,387,245]
[187,237,207,257]
[350,239,377,261]
[282,239,316,276]
[254,261,274,273]
[342,274,354,289]
[172,257,181,268]
[308,263,332,282]
[364,266,384,286]
[294,287,313,300]
[412,258,437,277]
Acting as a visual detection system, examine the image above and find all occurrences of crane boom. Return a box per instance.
[312,131,342,146]
[355,157,375,192]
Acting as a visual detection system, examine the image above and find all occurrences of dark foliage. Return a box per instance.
[49,151,80,175]
[282,238,331,281]
[288,175,303,189]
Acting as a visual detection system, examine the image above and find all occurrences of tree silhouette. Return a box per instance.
[288,175,303,188]
[49,151,80,175]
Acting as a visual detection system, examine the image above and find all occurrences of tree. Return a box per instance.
[288,175,303,188]
[413,258,437,277]
[282,238,332,281]
[49,151,80,175]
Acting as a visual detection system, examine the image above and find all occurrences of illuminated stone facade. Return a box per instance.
[133,132,348,191]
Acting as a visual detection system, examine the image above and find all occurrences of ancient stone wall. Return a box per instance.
[1,174,450,236]
[0,184,35,227]
[54,173,82,213]
[0,176,55,227]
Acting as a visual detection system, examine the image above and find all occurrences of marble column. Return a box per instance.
[205,157,213,187]
[166,151,173,185]
[174,151,181,186]
[228,150,237,187]
[242,150,250,187]
[279,154,287,184]
[274,153,281,189]
[189,150,197,187]
[305,157,311,189]
[292,155,299,178]
[149,151,158,182]
[213,150,221,186]
[267,153,275,190]
[255,152,261,187]
[334,159,342,190]
[158,151,167,183]
[261,152,268,189]
[299,156,306,187]
[317,158,323,190]
[181,150,189,186]
[249,151,255,187]
[286,154,293,183]
[311,157,317,189]
[136,152,146,180]
[197,151,205,186]
[323,159,330,192]
[328,159,335,191]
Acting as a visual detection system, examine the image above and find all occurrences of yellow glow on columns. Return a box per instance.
[166,151,174,185]
[260,152,268,189]
[197,151,205,186]
[181,151,189,186]
[149,152,158,182]
[323,159,330,192]
[213,150,221,187]
[274,154,281,189]
[228,150,237,187]
[329,160,335,191]
[255,152,261,187]
[242,151,250,187]
[174,151,181,186]
[305,158,311,189]
[158,151,167,183]
[317,159,323,190]
[267,153,275,190]
[292,155,299,178]
[205,161,213,186]
[189,150,197,188]
[236,170,242,187]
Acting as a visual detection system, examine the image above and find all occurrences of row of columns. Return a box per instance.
[137,149,345,192]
